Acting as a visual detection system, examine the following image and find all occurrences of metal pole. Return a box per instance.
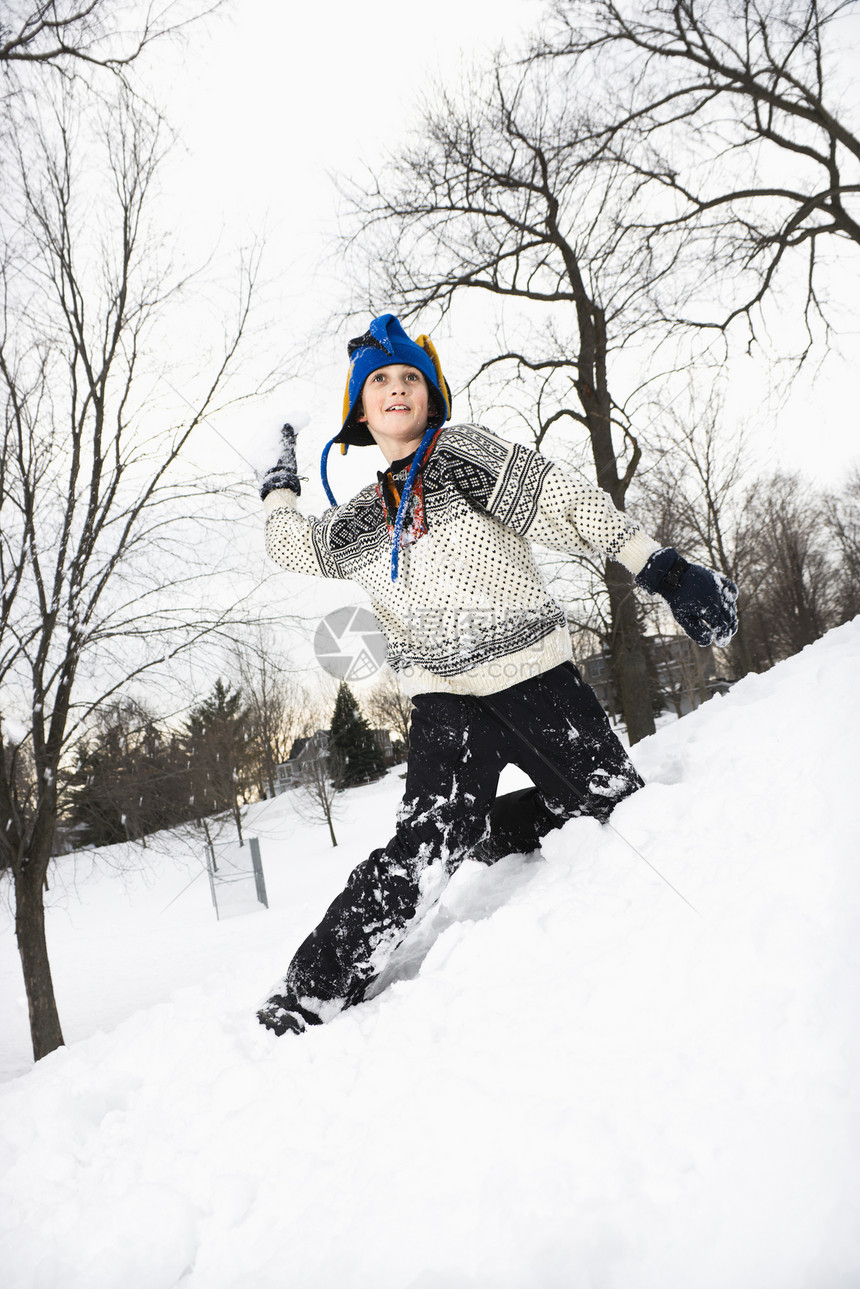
[205,841,220,921]
[249,837,268,908]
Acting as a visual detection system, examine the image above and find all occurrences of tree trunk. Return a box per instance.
[606,564,654,744]
[14,853,65,1061]
[729,612,755,679]
[576,324,656,745]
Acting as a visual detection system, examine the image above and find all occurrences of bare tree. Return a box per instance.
[363,666,412,756]
[634,419,846,674]
[743,469,837,661]
[343,56,683,742]
[823,468,860,624]
[293,734,340,849]
[232,629,309,799]
[0,82,261,1061]
[0,0,223,82]
[288,726,342,855]
[542,0,860,347]
[630,386,760,678]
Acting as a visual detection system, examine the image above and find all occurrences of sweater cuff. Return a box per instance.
[615,529,662,576]
[263,489,298,515]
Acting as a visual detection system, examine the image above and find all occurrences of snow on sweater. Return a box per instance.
[264,424,660,697]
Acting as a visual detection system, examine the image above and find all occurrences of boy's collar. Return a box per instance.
[380,449,417,477]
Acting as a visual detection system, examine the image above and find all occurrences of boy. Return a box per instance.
[257,314,737,1035]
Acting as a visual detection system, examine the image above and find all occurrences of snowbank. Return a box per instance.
[1,620,859,1288]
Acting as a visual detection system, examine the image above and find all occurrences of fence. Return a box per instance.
[204,836,268,920]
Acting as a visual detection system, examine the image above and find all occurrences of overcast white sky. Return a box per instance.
[149,0,859,506]
[149,1,543,499]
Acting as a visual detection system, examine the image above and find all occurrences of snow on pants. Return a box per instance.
[268,662,643,1024]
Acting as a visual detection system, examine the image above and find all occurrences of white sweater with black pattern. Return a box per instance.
[264,424,660,697]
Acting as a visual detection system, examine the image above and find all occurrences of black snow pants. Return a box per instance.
[262,662,643,1028]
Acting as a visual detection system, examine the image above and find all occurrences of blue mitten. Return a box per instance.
[259,424,301,500]
[637,547,738,647]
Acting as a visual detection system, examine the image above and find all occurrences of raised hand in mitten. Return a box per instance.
[636,547,738,647]
[259,423,301,500]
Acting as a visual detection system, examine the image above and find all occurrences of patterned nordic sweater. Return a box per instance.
[264,423,660,698]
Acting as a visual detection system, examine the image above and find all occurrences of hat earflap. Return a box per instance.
[415,334,452,422]
[341,361,355,431]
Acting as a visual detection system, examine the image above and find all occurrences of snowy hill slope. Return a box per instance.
[1,620,859,1289]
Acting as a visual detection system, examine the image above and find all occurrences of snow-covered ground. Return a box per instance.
[1,620,859,1289]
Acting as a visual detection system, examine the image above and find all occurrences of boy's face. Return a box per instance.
[358,363,431,458]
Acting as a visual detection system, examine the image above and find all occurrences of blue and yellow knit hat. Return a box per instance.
[334,314,451,449]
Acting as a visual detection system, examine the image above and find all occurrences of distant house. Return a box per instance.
[372,727,394,764]
[578,649,618,717]
[578,633,730,721]
[274,731,331,794]
[648,632,729,716]
[273,726,397,795]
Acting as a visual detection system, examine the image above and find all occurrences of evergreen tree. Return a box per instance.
[68,701,189,848]
[184,680,255,844]
[328,683,385,789]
